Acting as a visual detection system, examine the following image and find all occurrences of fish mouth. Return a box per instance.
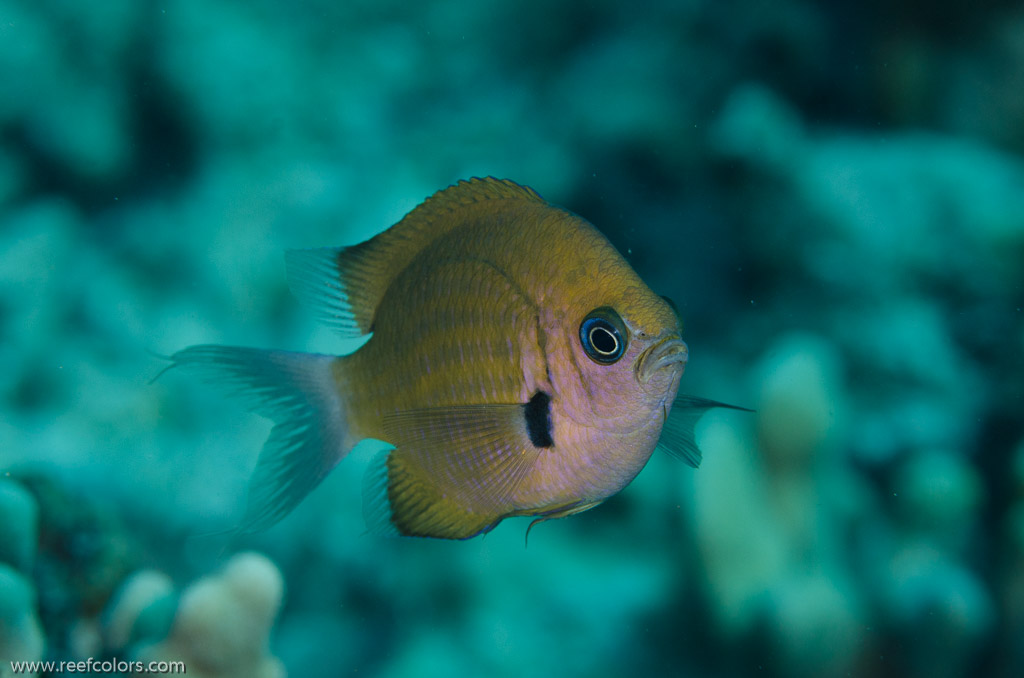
[637,336,689,384]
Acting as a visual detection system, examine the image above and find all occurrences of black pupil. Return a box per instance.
[590,325,618,354]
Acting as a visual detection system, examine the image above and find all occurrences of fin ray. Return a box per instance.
[657,395,753,468]
[285,247,364,338]
[170,345,350,531]
[382,404,541,512]
[362,403,542,538]
[362,448,401,537]
[286,178,549,337]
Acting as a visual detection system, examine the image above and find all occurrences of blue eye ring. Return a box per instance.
[579,307,627,364]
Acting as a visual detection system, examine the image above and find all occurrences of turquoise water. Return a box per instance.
[2,1,1023,676]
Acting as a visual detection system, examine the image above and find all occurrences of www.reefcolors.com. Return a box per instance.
[5,658,185,675]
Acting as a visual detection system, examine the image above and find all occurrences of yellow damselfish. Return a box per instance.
[172,177,745,539]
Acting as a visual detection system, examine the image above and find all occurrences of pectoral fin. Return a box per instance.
[362,403,543,539]
[657,395,753,468]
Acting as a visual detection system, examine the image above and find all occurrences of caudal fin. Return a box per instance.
[169,345,352,531]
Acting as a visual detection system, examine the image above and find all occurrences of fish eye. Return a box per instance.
[579,307,627,364]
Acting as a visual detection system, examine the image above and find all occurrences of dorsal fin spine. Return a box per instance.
[288,177,549,338]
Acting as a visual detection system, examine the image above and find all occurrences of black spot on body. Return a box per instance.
[524,391,553,448]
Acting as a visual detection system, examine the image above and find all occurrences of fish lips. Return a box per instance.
[637,336,688,385]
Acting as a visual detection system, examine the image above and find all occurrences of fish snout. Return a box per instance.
[638,336,688,384]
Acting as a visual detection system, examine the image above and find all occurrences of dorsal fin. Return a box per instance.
[286,177,547,337]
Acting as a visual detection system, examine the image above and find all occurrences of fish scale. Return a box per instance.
[346,260,538,415]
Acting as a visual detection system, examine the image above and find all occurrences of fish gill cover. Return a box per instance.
[1,1,1023,677]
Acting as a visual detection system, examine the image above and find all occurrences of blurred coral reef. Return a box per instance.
[2,1,1022,677]
[131,552,285,678]
[0,479,45,672]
